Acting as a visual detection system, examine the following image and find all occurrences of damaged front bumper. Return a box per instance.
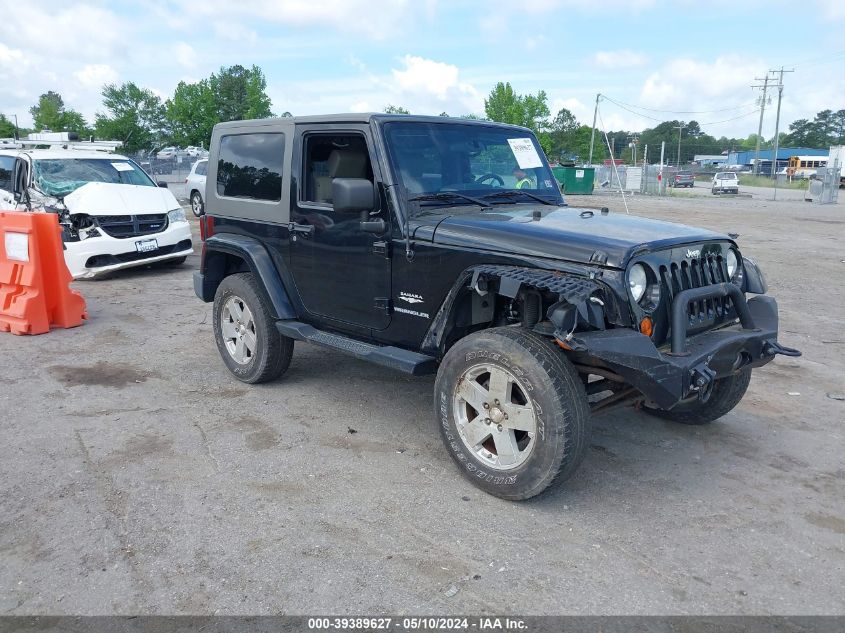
[63,222,193,279]
[566,288,800,411]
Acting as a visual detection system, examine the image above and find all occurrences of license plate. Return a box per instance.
[135,238,159,253]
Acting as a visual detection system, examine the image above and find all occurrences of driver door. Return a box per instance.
[287,126,392,331]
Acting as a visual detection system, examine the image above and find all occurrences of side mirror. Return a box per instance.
[157,181,169,188]
[332,178,374,213]
[12,158,28,202]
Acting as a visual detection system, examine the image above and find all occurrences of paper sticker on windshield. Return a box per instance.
[508,138,543,169]
[111,162,133,172]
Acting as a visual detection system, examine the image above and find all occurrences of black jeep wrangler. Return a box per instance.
[194,114,799,500]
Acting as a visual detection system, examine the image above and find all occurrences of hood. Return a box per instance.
[426,205,730,268]
[63,182,180,216]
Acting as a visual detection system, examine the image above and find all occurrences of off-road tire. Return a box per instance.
[213,273,293,384]
[646,367,752,425]
[434,327,591,501]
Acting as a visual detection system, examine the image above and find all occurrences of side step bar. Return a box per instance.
[276,320,437,376]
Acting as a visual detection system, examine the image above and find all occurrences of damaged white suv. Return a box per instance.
[0,148,193,278]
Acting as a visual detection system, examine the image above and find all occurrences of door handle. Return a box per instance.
[288,222,315,237]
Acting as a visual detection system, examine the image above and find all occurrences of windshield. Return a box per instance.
[383,121,563,213]
[32,158,156,197]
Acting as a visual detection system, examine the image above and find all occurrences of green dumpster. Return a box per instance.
[552,166,595,194]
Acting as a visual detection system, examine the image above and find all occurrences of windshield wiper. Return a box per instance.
[408,192,491,208]
[480,190,557,206]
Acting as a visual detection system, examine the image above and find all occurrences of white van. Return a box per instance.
[0,148,193,278]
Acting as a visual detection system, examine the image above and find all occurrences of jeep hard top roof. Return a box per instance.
[213,113,533,133]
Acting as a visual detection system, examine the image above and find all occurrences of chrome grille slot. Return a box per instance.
[96,214,169,239]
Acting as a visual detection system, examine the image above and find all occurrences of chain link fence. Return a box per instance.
[805,167,840,204]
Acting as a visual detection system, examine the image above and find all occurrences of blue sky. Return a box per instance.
[1,0,844,139]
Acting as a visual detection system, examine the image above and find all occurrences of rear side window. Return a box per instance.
[217,133,284,201]
[0,155,14,191]
[196,160,207,176]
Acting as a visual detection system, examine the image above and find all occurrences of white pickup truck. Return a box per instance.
[711,171,739,195]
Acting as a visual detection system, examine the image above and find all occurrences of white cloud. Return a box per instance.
[74,64,119,89]
[267,55,484,118]
[594,50,648,69]
[175,43,198,69]
[389,55,482,112]
[195,0,421,38]
[349,100,372,112]
[392,56,458,99]
[641,56,764,105]
[816,0,845,19]
[213,21,259,44]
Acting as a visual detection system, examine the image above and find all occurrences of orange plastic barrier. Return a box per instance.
[0,211,87,335]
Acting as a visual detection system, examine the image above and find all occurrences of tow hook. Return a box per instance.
[690,363,717,403]
[762,341,802,358]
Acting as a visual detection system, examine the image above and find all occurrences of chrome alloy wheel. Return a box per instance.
[453,363,538,470]
[191,193,203,217]
[220,295,257,364]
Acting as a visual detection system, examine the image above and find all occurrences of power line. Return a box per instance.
[778,49,845,70]
[602,97,760,126]
[601,95,758,115]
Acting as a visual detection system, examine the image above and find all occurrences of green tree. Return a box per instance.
[211,65,273,122]
[546,107,579,159]
[166,79,218,148]
[782,108,845,147]
[29,91,89,134]
[94,82,166,153]
[384,105,410,114]
[484,82,550,133]
[0,114,18,138]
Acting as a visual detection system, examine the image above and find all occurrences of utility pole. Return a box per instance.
[674,123,685,168]
[627,134,639,166]
[13,114,19,138]
[770,67,794,200]
[588,93,601,166]
[751,75,770,175]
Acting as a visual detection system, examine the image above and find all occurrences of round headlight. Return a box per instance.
[726,249,738,278]
[628,264,647,302]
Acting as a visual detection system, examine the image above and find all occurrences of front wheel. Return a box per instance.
[645,367,751,425]
[434,327,590,500]
[213,273,294,383]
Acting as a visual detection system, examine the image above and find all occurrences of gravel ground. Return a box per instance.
[0,191,843,616]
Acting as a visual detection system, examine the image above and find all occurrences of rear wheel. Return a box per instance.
[213,273,293,383]
[190,191,204,217]
[434,327,590,500]
[645,368,751,425]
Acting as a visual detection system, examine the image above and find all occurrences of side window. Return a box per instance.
[301,133,373,205]
[196,161,207,176]
[0,156,14,191]
[217,133,284,201]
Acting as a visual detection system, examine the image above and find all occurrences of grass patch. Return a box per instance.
[738,175,806,190]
